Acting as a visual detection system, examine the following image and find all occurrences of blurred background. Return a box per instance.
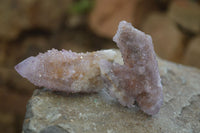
[0,0,199,132]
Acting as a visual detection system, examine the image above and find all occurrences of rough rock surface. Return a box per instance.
[23,58,200,133]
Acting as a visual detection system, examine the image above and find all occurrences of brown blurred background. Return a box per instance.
[0,0,199,132]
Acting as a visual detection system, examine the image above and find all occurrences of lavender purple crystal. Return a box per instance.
[15,21,163,115]
[100,21,163,115]
[15,49,119,93]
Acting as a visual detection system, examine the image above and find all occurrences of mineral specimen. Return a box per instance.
[15,49,121,93]
[100,21,163,115]
[15,21,163,115]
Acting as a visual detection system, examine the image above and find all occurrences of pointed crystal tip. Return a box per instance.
[14,57,36,78]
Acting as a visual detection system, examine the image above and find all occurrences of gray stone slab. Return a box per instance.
[22,58,200,133]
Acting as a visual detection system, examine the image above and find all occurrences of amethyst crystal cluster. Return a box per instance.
[100,21,163,115]
[15,21,163,115]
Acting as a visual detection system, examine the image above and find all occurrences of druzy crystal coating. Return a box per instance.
[15,49,120,93]
[15,21,163,115]
[100,21,163,115]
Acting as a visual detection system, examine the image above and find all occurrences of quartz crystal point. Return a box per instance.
[15,21,163,115]
[15,49,121,93]
[100,21,163,115]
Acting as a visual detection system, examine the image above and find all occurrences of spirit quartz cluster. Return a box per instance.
[15,21,163,115]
